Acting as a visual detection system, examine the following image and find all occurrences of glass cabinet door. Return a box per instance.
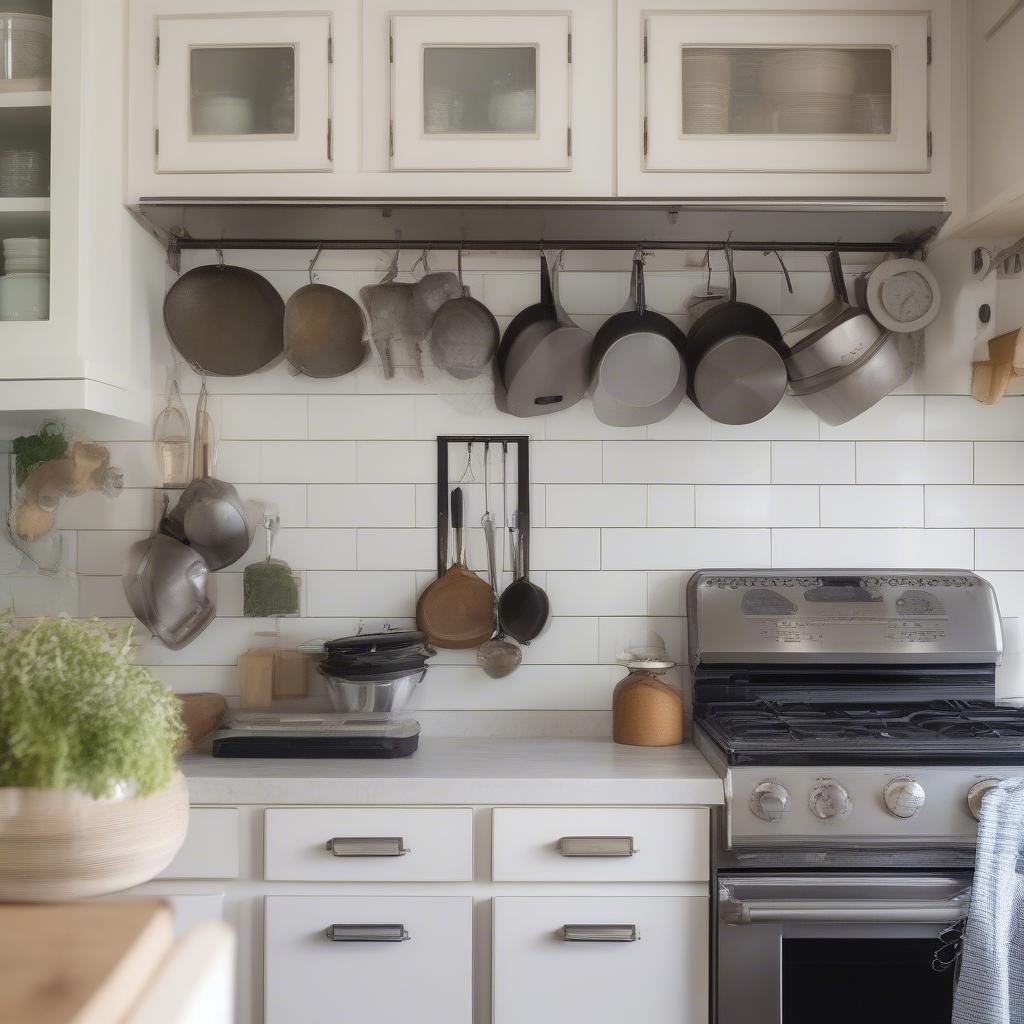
[390,13,571,171]
[155,13,332,173]
[644,12,929,173]
[0,2,51,323]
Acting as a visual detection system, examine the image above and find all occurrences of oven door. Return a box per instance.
[716,872,971,1024]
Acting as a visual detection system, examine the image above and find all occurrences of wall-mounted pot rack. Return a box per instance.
[131,199,948,270]
[435,435,529,580]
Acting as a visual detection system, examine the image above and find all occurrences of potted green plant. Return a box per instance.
[0,616,188,901]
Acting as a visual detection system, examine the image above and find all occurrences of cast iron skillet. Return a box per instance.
[686,245,788,425]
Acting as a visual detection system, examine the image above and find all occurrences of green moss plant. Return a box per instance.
[12,421,68,487]
[0,616,184,798]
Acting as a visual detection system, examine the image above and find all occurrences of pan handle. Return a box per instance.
[828,247,850,305]
[724,242,738,304]
[632,255,647,317]
[539,252,554,311]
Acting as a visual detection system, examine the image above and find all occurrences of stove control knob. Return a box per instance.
[967,778,1002,821]
[883,776,926,818]
[750,782,789,822]
[808,779,852,822]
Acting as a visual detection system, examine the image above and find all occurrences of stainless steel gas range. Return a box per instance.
[688,570,1024,1024]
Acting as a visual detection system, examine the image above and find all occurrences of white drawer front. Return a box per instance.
[159,808,239,880]
[264,807,473,881]
[492,807,708,882]
[493,896,708,1024]
[266,895,472,1024]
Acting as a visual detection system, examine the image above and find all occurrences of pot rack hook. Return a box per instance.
[307,245,323,284]
[457,441,477,483]
[411,248,431,276]
[765,249,793,294]
[215,247,225,268]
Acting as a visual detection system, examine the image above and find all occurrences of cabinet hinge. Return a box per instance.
[389,120,395,158]
[567,125,572,157]
[389,35,394,63]
[567,32,572,64]
[643,116,648,157]
[154,35,160,66]
[927,34,932,65]
[927,128,933,158]
[327,118,333,160]
[328,35,333,64]
[154,128,159,156]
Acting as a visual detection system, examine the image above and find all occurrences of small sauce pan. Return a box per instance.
[686,246,788,425]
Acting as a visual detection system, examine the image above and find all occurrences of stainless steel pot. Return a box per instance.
[788,331,909,426]
[318,666,425,714]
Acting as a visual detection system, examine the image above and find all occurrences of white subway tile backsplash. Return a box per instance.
[771,442,855,483]
[975,443,1024,483]
[695,486,818,528]
[925,486,1024,528]
[308,485,416,528]
[772,529,975,568]
[604,441,770,484]
[818,397,924,441]
[820,486,923,528]
[261,441,357,483]
[856,442,973,484]
[547,485,647,527]
[926,396,1024,440]
[309,395,417,439]
[546,571,648,616]
[603,528,771,569]
[62,255,1024,728]
[221,395,307,440]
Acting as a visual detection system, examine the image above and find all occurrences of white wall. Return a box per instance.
[8,237,1022,734]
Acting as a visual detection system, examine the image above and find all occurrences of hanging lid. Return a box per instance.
[324,631,428,656]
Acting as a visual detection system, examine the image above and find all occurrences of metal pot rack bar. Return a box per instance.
[436,435,529,580]
[132,199,949,270]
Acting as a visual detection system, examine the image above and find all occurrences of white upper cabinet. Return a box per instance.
[154,11,332,173]
[389,13,570,171]
[617,0,951,198]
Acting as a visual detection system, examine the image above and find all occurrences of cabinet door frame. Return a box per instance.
[154,10,333,173]
[389,12,572,171]
[644,10,930,175]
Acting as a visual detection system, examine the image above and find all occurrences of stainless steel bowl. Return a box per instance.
[318,666,425,714]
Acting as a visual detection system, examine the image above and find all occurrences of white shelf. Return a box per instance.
[0,198,50,240]
[0,89,52,109]
[0,198,49,214]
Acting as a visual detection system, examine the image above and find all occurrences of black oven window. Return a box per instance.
[782,939,956,1023]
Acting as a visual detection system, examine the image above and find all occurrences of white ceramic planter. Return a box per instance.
[0,771,189,901]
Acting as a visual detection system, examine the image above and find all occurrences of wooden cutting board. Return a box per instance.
[0,901,174,1024]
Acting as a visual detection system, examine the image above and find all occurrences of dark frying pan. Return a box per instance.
[590,256,688,426]
[164,262,284,376]
[496,252,558,390]
[687,245,788,425]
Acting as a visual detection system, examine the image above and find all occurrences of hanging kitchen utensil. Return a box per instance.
[784,249,881,381]
[153,377,191,488]
[416,487,494,650]
[163,258,284,376]
[283,247,367,378]
[476,442,522,678]
[687,244,789,425]
[590,252,689,427]
[497,468,550,645]
[497,251,593,418]
[429,249,499,380]
[360,248,459,379]
[243,511,299,617]
[858,256,941,335]
[190,377,216,481]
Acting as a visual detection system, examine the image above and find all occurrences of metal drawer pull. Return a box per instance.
[325,837,410,857]
[731,900,966,925]
[326,924,410,943]
[561,924,639,943]
[557,836,636,858]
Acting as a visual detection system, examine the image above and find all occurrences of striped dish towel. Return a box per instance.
[953,777,1024,1024]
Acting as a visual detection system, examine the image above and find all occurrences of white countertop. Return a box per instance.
[178,737,724,806]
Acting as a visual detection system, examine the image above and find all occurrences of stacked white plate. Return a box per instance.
[852,93,891,134]
[2,236,48,273]
[772,93,853,134]
[762,48,857,95]
[682,50,732,133]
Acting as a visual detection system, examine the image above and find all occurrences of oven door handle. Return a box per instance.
[727,899,968,925]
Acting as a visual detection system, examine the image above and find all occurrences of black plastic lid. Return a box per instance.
[324,631,427,656]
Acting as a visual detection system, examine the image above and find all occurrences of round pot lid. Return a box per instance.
[598,330,682,407]
[320,655,430,679]
[692,334,787,425]
[864,259,941,334]
[324,631,427,655]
